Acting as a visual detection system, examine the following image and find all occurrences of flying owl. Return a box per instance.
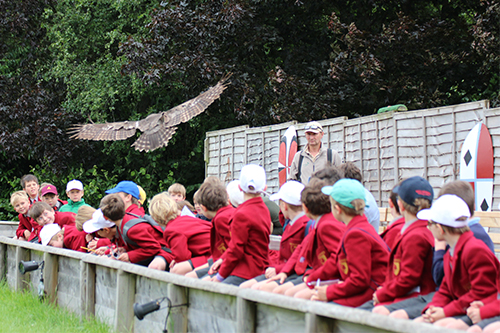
[68,75,231,152]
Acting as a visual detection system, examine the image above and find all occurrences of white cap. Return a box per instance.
[417,194,471,228]
[239,164,266,194]
[270,181,304,206]
[226,180,244,207]
[40,223,62,246]
[83,209,115,233]
[66,179,83,192]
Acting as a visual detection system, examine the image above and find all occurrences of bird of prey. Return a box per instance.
[68,75,231,152]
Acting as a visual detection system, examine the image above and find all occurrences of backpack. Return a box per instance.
[297,148,334,182]
[120,212,172,253]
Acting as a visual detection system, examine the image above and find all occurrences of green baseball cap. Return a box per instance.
[321,179,367,208]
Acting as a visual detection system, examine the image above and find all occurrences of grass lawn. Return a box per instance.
[0,281,112,333]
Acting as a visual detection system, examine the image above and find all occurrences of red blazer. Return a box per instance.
[273,213,310,273]
[296,212,345,278]
[424,231,500,317]
[219,196,271,280]
[63,224,89,253]
[163,215,211,266]
[320,215,390,307]
[380,216,405,251]
[478,300,500,320]
[16,213,38,239]
[119,204,173,264]
[376,219,436,304]
[210,205,235,261]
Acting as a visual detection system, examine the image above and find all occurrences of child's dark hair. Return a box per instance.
[340,162,362,182]
[301,178,331,216]
[311,165,343,186]
[390,183,401,215]
[438,180,474,215]
[21,174,39,188]
[100,193,125,221]
[197,182,228,212]
[29,202,53,220]
[331,198,365,216]
[401,198,431,216]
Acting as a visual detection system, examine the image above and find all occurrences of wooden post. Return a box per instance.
[166,283,188,333]
[305,312,333,333]
[236,297,255,333]
[43,252,59,304]
[15,246,30,292]
[80,261,96,318]
[114,269,136,333]
[0,243,6,282]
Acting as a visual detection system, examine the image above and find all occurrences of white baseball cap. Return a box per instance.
[417,194,471,228]
[83,209,115,233]
[239,164,266,194]
[66,179,83,192]
[40,223,62,246]
[226,180,244,207]
[270,181,305,206]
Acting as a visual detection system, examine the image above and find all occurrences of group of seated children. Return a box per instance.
[10,165,500,332]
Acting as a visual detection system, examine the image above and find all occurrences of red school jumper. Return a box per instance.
[315,215,390,307]
[210,205,235,261]
[281,212,345,279]
[375,219,436,305]
[16,213,39,240]
[380,216,405,251]
[118,204,173,264]
[163,215,211,267]
[218,196,271,280]
[63,224,89,253]
[273,213,310,273]
[423,231,500,317]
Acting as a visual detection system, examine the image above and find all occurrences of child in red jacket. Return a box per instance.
[29,201,76,242]
[268,178,346,298]
[414,194,500,329]
[11,191,38,241]
[240,180,309,290]
[40,223,89,252]
[209,164,272,286]
[185,181,236,279]
[149,192,211,274]
[101,181,173,271]
[311,178,390,306]
[360,176,436,313]
[380,184,404,250]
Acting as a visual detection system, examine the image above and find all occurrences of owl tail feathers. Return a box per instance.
[132,126,177,152]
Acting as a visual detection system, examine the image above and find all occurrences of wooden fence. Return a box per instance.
[205,100,500,209]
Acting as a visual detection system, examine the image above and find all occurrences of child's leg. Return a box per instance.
[256,280,279,292]
[240,278,258,289]
[148,256,167,271]
[171,261,194,275]
[292,285,314,300]
[372,305,391,316]
[433,318,462,327]
[389,309,409,319]
[467,325,482,333]
[284,282,307,297]
[272,281,295,294]
[444,318,470,330]
[484,321,500,333]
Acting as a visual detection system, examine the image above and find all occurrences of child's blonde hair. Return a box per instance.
[168,183,186,197]
[402,198,431,216]
[10,191,30,206]
[75,205,97,231]
[50,228,65,243]
[149,193,178,226]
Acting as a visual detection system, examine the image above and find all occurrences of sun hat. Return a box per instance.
[40,223,62,246]
[83,209,116,233]
[137,185,147,205]
[321,178,367,209]
[417,194,470,228]
[270,181,304,206]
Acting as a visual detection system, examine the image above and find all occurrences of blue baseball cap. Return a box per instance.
[394,176,434,206]
[105,181,140,199]
[321,178,367,209]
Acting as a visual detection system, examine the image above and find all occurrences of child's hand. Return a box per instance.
[88,238,98,249]
[117,252,130,262]
[311,286,328,302]
[265,267,276,279]
[94,247,107,255]
[423,306,445,323]
[268,272,287,284]
[372,291,380,305]
[467,301,484,324]
[169,260,176,269]
[208,259,223,275]
[434,239,447,251]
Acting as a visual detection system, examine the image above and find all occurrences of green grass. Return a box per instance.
[0,281,112,333]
